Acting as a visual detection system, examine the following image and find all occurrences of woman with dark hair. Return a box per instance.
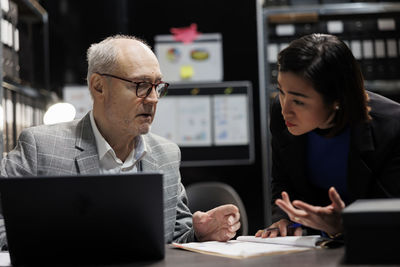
[256,33,400,238]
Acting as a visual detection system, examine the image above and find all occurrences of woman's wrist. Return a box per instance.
[327,231,343,239]
[326,219,343,238]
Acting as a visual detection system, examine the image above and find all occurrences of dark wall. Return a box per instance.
[40,0,265,234]
[41,0,130,89]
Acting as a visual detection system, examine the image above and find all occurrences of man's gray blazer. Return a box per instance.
[0,113,196,246]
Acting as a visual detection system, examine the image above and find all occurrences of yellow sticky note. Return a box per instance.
[180,65,194,80]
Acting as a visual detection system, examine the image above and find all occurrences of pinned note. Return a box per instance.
[170,23,201,44]
[180,65,194,80]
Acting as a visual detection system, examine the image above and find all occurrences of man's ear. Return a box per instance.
[89,73,103,95]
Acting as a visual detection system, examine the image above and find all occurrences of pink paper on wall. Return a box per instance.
[170,23,201,44]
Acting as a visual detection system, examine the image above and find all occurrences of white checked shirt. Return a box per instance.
[89,111,147,174]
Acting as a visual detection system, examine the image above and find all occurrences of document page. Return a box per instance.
[0,252,11,266]
[237,235,322,248]
[172,240,312,259]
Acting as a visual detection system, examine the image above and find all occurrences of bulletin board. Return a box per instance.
[151,81,254,167]
[154,33,223,83]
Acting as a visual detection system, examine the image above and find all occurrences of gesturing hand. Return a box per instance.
[193,204,241,242]
[275,187,345,236]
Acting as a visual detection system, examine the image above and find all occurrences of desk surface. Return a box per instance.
[119,245,400,267]
[113,245,350,267]
[5,245,398,266]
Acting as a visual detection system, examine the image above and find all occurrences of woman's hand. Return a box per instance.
[255,218,302,238]
[275,187,345,236]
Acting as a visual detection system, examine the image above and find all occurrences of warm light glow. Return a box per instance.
[43,103,76,125]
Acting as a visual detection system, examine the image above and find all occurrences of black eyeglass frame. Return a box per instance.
[95,72,169,98]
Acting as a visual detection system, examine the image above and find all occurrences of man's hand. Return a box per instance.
[275,187,345,236]
[193,204,240,242]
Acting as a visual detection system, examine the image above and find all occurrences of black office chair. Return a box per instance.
[185,182,248,236]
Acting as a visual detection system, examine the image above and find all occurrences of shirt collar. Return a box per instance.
[90,110,110,161]
[134,134,146,161]
[89,111,147,162]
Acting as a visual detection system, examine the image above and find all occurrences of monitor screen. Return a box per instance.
[151,81,254,166]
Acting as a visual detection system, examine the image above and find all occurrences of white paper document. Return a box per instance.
[173,235,322,259]
[0,252,11,266]
[177,96,212,146]
[236,235,321,248]
[151,96,212,146]
[213,94,249,145]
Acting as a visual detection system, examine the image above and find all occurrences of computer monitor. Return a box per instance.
[0,173,165,265]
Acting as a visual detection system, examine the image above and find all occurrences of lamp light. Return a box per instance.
[43,102,76,125]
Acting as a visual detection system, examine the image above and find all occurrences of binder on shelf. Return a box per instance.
[290,0,318,5]
[269,63,278,85]
[361,61,375,81]
[317,21,328,35]
[14,92,25,144]
[350,40,362,60]
[295,22,319,37]
[375,39,386,59]
[275,24,295,37]
[267,43,279,64]
[362,39,374,59]
[2,92,6,155]
[387,58,399,80]
[386,38,397,58]
[361,42,375,81]
[321,0,350,3]
[377,18,396,32]
[264,0,289,6]
[327,20,344,34]
[8,0,18,25]
[343,19,376,38]
[4,88,14,152]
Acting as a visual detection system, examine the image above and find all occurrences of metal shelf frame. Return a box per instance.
[263,2,400,16]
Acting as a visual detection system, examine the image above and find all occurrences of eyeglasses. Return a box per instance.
[96,72,169,98]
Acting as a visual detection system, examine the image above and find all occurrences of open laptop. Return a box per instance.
[0,172,165,266]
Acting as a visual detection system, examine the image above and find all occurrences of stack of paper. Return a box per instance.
[236,235,322,247]
[173,235,322,259]
[0,252,10,266]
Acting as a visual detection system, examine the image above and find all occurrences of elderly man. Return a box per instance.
[0,35,240,245]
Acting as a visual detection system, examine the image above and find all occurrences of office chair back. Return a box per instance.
[185,182,248,236]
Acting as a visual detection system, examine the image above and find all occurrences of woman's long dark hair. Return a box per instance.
[278,33,370,136]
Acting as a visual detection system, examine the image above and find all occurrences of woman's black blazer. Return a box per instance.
[270,91,400,222]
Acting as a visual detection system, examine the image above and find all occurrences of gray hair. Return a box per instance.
[86,34,151,87]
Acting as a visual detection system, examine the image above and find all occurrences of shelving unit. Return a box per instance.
[0,0,50,157]
[257,1,400,225]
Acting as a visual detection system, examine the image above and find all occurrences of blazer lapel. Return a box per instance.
[140,138,158,172]
[74,113,100,175]
[347,122,374,202]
